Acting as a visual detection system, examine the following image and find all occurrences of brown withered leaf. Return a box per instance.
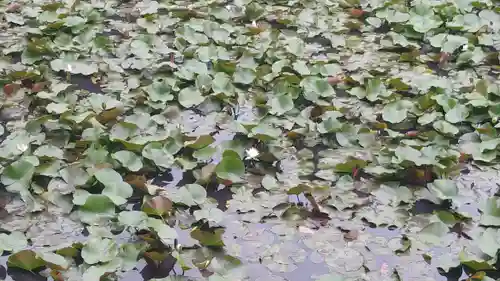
[125,174,147,192]
[96,107,123,124]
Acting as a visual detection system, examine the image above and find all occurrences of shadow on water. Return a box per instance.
[55,72,103,93]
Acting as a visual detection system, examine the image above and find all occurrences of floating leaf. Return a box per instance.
[178,86,206,108]
[215,150,245,182]
[168,184,207,206]
[94,168,133,205]
[268,94,294,115]
[147,218,178,245]
[382,100,413,123]
[8,250,45,271]
[112,151,143,172]
[81,237,119,264]
[480,198,500,226]
[194,207,224,227]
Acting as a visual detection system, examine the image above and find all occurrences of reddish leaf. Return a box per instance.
[125,174,147,191]
[31,82,46,93]
[352,166,360,180]
[438,52,450,67]
[405,130,419,137]
[327,76,344,85]
[3,83,20,97]
[459,152,470,163]
[6,3,22,12]
[222,179,233,186]
[50,270,64,281]
[350,8,364,18]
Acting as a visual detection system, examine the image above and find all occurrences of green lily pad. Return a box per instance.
[215,150,245,182]
[112,151,143,172]
[82,237,119,264]
[94,168,133,205]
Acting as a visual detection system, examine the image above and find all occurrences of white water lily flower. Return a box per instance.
[245,147,259,160]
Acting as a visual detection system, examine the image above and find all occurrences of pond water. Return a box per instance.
[1,0,500,280]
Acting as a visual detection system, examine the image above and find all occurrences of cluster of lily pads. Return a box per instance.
[0,0,499,280]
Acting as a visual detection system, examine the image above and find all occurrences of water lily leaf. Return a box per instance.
[318,111,344,133]
[147,218,178,245]
[372,184,413,206]
[335,158,367,173]
[112,151,143,172]
[50,58,98,75]
[178,86,205,108]
[418,112,441,125]
[0,232,28,255]
[94,168,133,205]
[142,196,173,216]
[60,165,90,187]
[427,179,458,201]
[118,211,149,228]
[37,251,69,270]
[478,228,500,257]
[262,174,279,191]
[194,207,224,227]
[193,146,217,161]
[250,123,282,140]
[315,273,345,281]
[185,135,215,149]
[268,94,294,115]
[376,9,410,23]
[382,100,413,123]
[7,250,45,271]
[33,144,64,159]
[394,145,434,166]
[445,105,469,124]
[144,80,174,102]
[82,237,119,264]
[429,34,469,53]
[233,68,256,84]
[408,5,442,33]
[365,78,391,101]
[415,221,449,245]
[142,142,175,168]
[82,260,121,281]
[73,190,114,210]
[215,150,245,182]
[135,0,159,15]
[168,184,207,206]
[64,16,86,27]
[300,76,335,101]
[480,198,500,226]
[46,102,70,114]
[212,72,235,96]
[292,60,310,75]
[1,158,36,186]
[433,120,459,135]
[191,228,225,247]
